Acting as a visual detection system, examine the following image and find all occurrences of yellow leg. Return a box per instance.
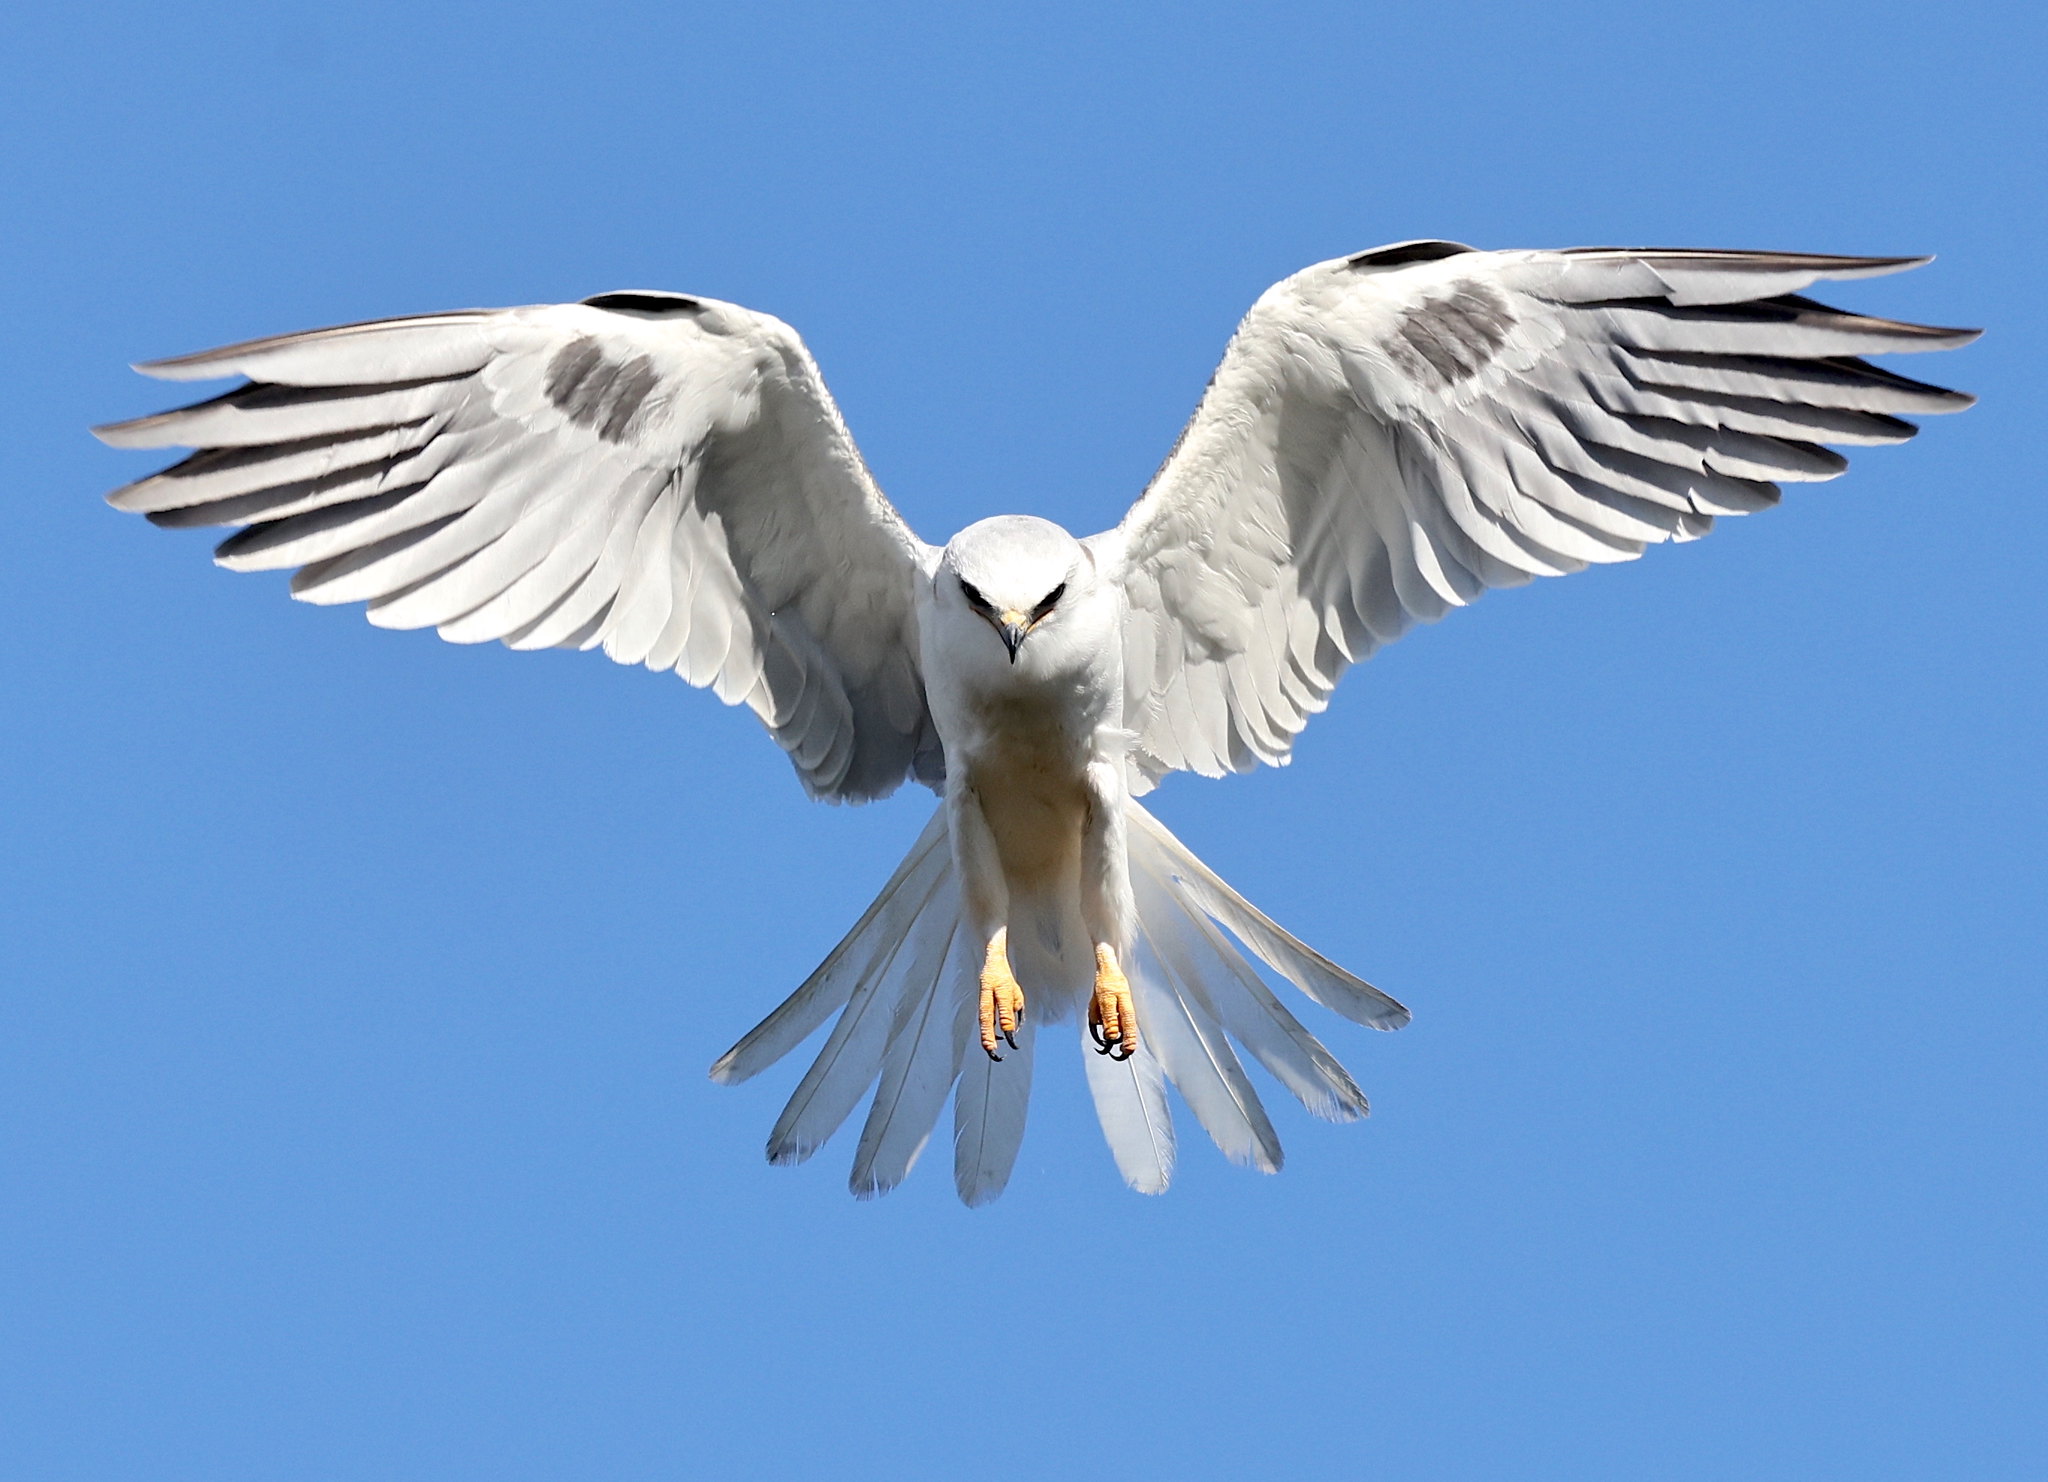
[978,928,1025,1061]
[1088,943,1137,1060]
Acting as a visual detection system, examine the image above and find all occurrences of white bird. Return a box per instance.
[97,242,1975,1204]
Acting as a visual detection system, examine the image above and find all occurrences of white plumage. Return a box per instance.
[98,243,1975,1203]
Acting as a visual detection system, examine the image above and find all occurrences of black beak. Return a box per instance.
[997,618,1029,663]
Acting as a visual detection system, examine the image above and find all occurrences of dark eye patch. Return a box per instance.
[1033,583,1066,617]
[958,578,989,610]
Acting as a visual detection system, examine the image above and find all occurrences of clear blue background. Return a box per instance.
[3,3,2041,1478]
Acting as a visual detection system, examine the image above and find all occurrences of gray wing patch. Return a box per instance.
[545,335,661,443]
[1383,282,1515,389]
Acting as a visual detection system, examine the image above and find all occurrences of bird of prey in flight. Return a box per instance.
[97,241,1975,1204]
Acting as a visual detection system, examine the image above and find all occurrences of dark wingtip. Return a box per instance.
[581,290,704,317]
[1347,240,1478,268]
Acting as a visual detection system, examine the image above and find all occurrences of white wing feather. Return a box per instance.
[1106,243,1977,788]
[99,291,941,801]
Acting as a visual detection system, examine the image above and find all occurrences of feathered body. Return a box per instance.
[923,514,1127,995]
[97,242,1975,1203]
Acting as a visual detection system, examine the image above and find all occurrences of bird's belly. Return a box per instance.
[976,767,1088,895]
[962,703,1092,897]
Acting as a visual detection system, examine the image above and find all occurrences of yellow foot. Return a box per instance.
[1088,943,1137,1061]
[979,928,1025,1062]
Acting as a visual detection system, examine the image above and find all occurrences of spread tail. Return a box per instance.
[709,801,1409,1204]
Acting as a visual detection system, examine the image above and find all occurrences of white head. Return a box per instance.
[937,515,1090,667]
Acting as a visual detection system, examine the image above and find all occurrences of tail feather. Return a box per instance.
[1131,890,1283,1172]
[717,799,1407,1203]
[1128,805,1411,1030]
[710,810,950,1085]
[764,867,954,1165]
[1129,842,1370,1122]
[1182,908,1372,1122]
[848,921,968,1198]
[952,1004,1036,1206]
[1081,1024,1176,1194]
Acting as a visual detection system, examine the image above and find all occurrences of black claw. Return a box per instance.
[1003,1028,1017,1050]
[1092,1017,1128,1057]
[985,1046,1003,1063]
[1109,1041,1135,1062]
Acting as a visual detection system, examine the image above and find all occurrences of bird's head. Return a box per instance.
[938,515,1087,665]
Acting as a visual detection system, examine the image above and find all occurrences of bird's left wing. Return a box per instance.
[98,291,942,801]
[1103,243,1977,791]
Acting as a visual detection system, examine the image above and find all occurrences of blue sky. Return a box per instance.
[3,2,2042,1478]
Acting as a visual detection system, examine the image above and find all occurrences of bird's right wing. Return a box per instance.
[98,291,942,801]
[1104,243,1977,790]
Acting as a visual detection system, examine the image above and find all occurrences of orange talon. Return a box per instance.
[1089,943,1137,1059]
[979,928,1025,1062]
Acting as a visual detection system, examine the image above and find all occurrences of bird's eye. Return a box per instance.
[1033,583,1066,617]
[958,578,988,610]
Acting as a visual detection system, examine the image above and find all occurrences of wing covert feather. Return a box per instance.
[99,293,942,801]
[1106,245,1976,788]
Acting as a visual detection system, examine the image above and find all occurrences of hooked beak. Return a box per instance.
[995,608,1031,663]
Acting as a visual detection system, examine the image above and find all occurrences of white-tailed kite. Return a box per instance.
[97,242,1975,1204]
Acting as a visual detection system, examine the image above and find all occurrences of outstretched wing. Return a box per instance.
[1104,243,1977,790]
[98,291,942,801]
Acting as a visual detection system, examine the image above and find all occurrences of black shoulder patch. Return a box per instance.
[1347,240,1477,269]
[545,335,662,443]
[581,290,703,317]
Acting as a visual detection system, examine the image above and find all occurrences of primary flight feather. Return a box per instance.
[97,241,1976,1203]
